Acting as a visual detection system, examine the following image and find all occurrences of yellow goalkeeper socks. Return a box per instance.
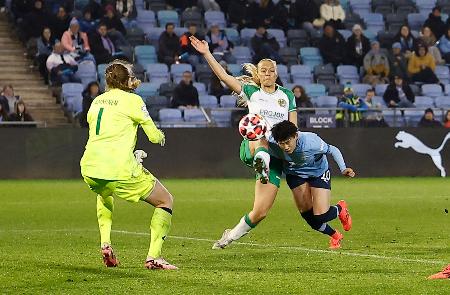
[147,207,172,258]
[96,195,114,246]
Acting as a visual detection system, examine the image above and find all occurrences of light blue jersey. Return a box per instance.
[268,132,347,178]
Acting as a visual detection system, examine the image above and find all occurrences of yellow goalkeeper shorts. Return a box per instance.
[82,166,157,203]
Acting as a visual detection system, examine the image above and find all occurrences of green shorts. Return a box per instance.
[82,166,157,203]
[239,139,282,188]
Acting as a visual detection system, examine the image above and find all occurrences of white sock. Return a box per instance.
[254,150,270,168]
[228,216,252,241]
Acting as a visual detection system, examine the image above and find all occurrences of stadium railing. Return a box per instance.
[0,121,43,127]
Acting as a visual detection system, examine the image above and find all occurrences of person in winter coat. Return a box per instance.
[363,41,390,86]
[171,71,199,109]
[424,6,446,40]
[418,108,442,127]
[345,24,370,68]
[8,99,33,122]
[393,25,417,58]
[318,22,346,67]
[383,75,415,108]
[319,0,345,29]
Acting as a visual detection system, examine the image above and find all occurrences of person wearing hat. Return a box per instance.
[388,42,408,81]
[318,22,346,68]
[61,18,96,64]
[424,6,446,40]
[363,40,390,86]
[345,24,370,68]
[418,108,442,127]
[383,75,415,108]
[336,85,368,127]
[205,23,235,64]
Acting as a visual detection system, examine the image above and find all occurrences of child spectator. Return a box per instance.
[388,42,408,80]
[210,61,232,99]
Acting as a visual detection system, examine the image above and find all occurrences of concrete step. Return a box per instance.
[0,72,43,79]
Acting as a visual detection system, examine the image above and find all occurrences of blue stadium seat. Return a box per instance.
[414,96,435,107]
[97,64,107,79]
[382,109,405,127]
[135,82,160,99]
[350,0,371,15]
[157,10,179,27]
[267,29,286,48]
[136,9,156,27]
[304,83,327,98]
[315,96,338,107]
[211,110,232,127]
[227,64,242,76]
[434,96,450,108]
[184,108,207,122]
[336,65,359,84]
[204,11,226,29]
[134,45,157,68]
[145,27,165,46]
[232,46,252,65]
[371,96,387,107]
[146,95,169,108]
[146,63,170,84]
[337,29,352,40]
[351,84,372,97]
[360,13,385,32]
[363,30,377,41]
[180,9,203,27]
[159,108,183,122]
[421,84,443,98]
[75,61,97,87]
[375,84,388,96]
[219,95,237,107]
[193,82,207,95]
[300,47,323,67]
[62,83,83,112]
[199,95,218,108]
[415,0,436,12]
[224,28,240,45]
[170,63,193,83]
[408,13,427,31]
[404,109,425,127]
[240,28,256,46]
[276,64,290,85]
[174,27,188,37]
[435,66,450,84]
[290,64,313,84]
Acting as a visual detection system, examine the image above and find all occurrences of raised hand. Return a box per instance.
[189,36,209,55]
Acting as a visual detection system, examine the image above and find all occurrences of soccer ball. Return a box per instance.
[238,114,268,141]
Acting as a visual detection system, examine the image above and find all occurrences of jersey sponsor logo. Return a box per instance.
[278,98,287,107]
[94,99,119,106]
[141,105,150,118]
[260,109,286,120]
[394,131,450,177]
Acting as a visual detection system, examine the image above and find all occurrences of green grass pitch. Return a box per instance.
[1,178,449,294]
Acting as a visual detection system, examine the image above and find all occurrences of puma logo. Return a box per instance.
[394,131,450,177]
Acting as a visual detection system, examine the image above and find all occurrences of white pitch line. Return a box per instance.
[112,230,447,266]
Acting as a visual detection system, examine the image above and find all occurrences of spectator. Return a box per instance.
[101,4,128,46]
[424,6,446,40]
[319,0,345,30]
[89,23,126,65]
[180,23,203,66]
[388,42,408,80]
[205,23,235,63]
[444,110,450,128]
[271,0,290,31]
[293,0,321,38]
[11,0,34,20]
[210,60,232,99]
[408,43,439,84]
[171,71,199,109]
[420,26,444,65]
[292,85,313,128]
[80,81,101,127]
[46,41,81,84]
[21,0,50,41]
[345,24,370,68]
[85,0,103,20]
[336,86,368,127]
[0,85,19,114]
[363,88,387,127]
[250,0,275,29]
[383,75,415,108]
[250,25,281,63]
[61,18,96,64]
[393,25,417,58]
[0,103,8,122]
[227,0,252,31]
[51,6,70,40]
[158,23,180,66]
[363,41,390,86]
[439,27,450,64]
[318,22,346,68]
[37,27,55,85]
[79,8,98,35]
[8,99,33,122]
[114,0,137,28]
[418,108,442,127]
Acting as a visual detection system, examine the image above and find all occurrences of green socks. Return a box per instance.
[147,207,173,258]
[96,195,114,246]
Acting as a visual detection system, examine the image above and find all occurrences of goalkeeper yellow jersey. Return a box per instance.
[80,88,164,180]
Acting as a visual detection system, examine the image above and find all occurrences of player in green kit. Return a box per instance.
[80,60,177,270]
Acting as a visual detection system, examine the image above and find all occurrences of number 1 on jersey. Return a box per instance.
[96,107,104,135]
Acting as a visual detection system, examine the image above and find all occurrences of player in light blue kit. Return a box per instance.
[269,120,355,249]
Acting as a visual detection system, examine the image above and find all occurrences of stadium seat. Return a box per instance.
[371,96,387,107]
[304,83,327,98]
[434,96,450,108]
[146,63,170,84]
[435,66,450,84]
[328,84,344,96]
[184,108,207,122]
[415,0,435,12]
[180,10,203,27]
[337,29,352,40]
[279,47,298,66]
[224,28,240,45]
[199,95,218,108]
[135,82,160,99]
[97,64,107,81]
[232,46,252,65]
[314,64,336,85]
[267,29,286,48]
[344,12,364,31]
[174,27,188,37]
[147,0,165,12]
[408,14,427,31]
[134,45,157,68]
[75,61,97,87]
[410,84,421,96]
[374,5,393,15]
[382,109,405,127]
[159,108,183,123]
[145,95,169,119]
[414,96,435,108]
[170,63,193,83]
[287,29,309,49]
[421,84,443,98]
[193,82,207,96]
[375,84,388,96]
[126,26,145,47]
[404,109,425,127]
[195,64,213,85]
[157,10,179,27]
[61,83,83,113]
[219,95,237,107]
[377,31,395,49]
[361,13,385,32]
[159,81,176,98]
[386,13,407,32]
[315,96,338,107]
[350,0,371,15]
[337,65,359,85]
[211,109,232,127]
[227,64,242,76]
[300,47,323,68]
[136,9,156,27]
[352,84,372,97]
[290,65,313,84]
[276,64,290,85]
[204,11,226,29]
[363,30,377,42]
[144,27,165,47]
[240,28,256,46]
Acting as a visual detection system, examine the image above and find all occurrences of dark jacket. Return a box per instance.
[272,1,289,31]
[293,0,319,25]
[424,13,446,40]
[158,31,180,61]
[51,15,70,40]
[251,32,279,59]
[249,1,275,28]
[418,117,442,127]
[383,83,415,105]
[23,7,51,39]
[227,0,251,29]
[319,32,346,66]
[8,105,33,122]
[171,81,199,108]
[180,32,202,55]
[388,51,408,80]
[393,34,417,53]
[80,89,97,128]
[101,15,126,36]
[89,31,114,65]
[345,34,370,67]
[210,69,232,98]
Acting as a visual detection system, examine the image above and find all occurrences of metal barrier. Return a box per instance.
[0,121,44,127]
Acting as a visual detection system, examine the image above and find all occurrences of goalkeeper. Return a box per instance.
[80,60,177,270]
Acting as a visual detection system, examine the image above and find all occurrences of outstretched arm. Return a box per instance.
[327,144,355,177]
[189,36,242,94]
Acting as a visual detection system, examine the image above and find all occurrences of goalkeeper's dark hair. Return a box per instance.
[271,120,298,142]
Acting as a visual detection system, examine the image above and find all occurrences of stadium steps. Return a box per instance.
[0,13,69,127]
